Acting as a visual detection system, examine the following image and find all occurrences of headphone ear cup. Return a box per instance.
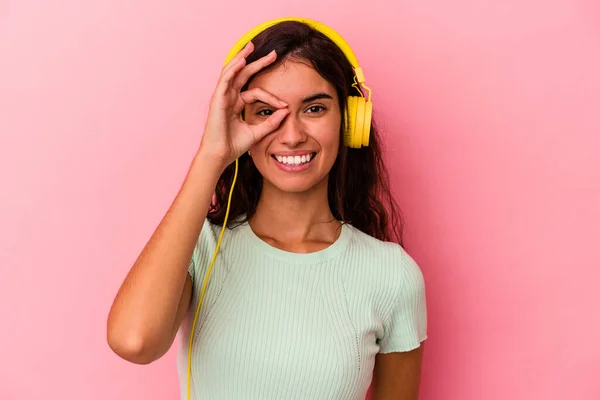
[362,100,372,147]
[354,96,366,148]
[346,96,371,148]
[345,96,359,147]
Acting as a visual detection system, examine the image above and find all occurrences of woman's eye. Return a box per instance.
[257,109,274,116]
[306,105,325,113]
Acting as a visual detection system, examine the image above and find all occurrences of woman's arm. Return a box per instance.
[370,342,425,400]
[106,42,289,366]
[106,153,223,365]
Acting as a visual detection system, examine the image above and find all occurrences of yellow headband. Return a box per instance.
[223,17,366,84]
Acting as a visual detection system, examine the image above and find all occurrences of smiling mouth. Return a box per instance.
[271,153,317,166]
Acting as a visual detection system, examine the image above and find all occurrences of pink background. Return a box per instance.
[1,1,599,399]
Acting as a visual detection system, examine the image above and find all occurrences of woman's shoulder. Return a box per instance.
[345,224,424,286]
[196,215,246,242]
[346,224,416,261]
[187,216,247,283]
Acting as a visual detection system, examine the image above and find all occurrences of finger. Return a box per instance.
[231,50,277,91]
[215,56,246,97]
[221,41,254,75]
[237,87,288,114]
[214,42,255,94]
[249,108,290,142]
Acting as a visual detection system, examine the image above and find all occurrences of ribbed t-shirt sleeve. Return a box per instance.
[378,248,428,353]
[187,218,218,285]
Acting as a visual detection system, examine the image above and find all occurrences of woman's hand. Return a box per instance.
[198,41,289,169]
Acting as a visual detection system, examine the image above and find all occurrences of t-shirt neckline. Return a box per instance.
[238,218,352,265]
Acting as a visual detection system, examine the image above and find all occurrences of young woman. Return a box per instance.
[107,19,427,400]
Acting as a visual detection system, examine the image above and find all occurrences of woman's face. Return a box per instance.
[244,59,341,194]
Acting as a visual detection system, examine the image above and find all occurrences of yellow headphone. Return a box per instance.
[186,17,373,399]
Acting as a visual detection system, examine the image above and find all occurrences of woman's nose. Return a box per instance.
[276,114,307,147]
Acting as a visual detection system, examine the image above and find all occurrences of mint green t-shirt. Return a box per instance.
[177,217,427,399]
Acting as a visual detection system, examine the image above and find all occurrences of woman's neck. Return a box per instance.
[249,179,341,246]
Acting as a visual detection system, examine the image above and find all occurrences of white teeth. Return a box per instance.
[274,153,314,166]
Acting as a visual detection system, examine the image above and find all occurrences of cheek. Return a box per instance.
[317,129,341,172]
[321,118,342,151]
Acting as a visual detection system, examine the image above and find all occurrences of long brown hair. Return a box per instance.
[208,21,404,245]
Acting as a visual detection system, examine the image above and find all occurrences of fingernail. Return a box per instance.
[279,100,288,106]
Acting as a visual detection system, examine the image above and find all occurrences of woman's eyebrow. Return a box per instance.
[301,93,334,103]
[252,92,334,107]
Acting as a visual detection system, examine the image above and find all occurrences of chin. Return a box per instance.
[264,176,326,194]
